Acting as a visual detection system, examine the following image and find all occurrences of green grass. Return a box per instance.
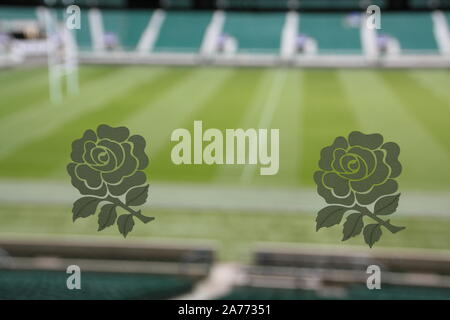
[0,66,448,189]
[0,66,449,259]
[1,204,450,261]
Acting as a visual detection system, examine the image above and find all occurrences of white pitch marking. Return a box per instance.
[240,70,286,184]
[0,179,449,217]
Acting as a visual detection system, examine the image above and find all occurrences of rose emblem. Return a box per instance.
[67,124,154,237]
[314,131,405,247]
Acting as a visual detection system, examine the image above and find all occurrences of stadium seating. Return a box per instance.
[381,12,439,54]
[223,0,290,10]
[102,9,153,51]
[218,245,450,300]
[0,237,215,265]
[47,0,126,7]
[298,0,386,9]
[223,0,387,10]
[0,6,36,20]
[2,6,447,59]
[75,9,92,51]
[164,0,194,9]
[220,284,450,300]
[347,284,450,300]
[299,13,362,54]
[222,12,285,54]
[0,237,216,299]
[221,287,322,300]
[154,11,211,53]
[252,245,450,275]
[410,0,450,9]
[0,269,195,300]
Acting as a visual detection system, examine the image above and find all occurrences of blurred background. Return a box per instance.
[0,0,449,300]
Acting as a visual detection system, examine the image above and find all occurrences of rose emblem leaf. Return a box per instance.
[72,197,102,222]
[126,185,149,207]
[315,206,349,231]
[97,204,118,231]
[117,214,135,238]
[374,194,400,215]
[342,212,364,241]
[364,224,383,248]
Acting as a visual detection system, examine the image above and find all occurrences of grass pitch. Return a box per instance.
[0,65,449,259]
[0,65,449,189]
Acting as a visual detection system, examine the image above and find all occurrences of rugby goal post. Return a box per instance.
[38,6,79,104]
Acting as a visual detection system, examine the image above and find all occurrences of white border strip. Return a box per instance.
[432,10,450,56]
[88,8,105,52]
[137,9,166,53]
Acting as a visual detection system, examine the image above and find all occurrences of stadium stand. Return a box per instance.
[381,12,439,54]
[154,11,211,53]
[222,0,289,10]
[0,6,35,20]
[1,4,449,67]
[218,244,450,300]
[220,284,450,300]
[0,237,216,299]
[73,8,92,51]
[410,0,450,9]
[221,0,387,10]
[252,245,450,274]
[48,0,126,7]
[298,0,386,9]
[299,12,362,54]
[102,9,153,51]
[0,270,195,300]
[221,12,285,54]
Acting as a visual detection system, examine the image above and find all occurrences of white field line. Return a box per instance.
[214,70,274,183]
[240,71,286,184]
[0,179,449,217]
[290,72,302,183]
